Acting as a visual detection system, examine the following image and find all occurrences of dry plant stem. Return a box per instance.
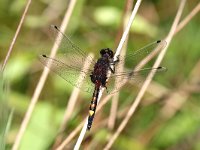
[73,118,90,150]
[139,60,200,145]
[103,0,186,149]
[73,90,104,150]
[99,94,142,132]
[12,0,77,150]
[56,93,113,150]
[142,81,169,104]
[56,122,84,150]
[108,0,133,130]
[108,94,119,129]
[73,89,105,150]
[1,0,32,72]
[114,0,142,61]
[126,2,200,142]
[59,53,94,132]
[138,2,200,103]
[175,2,200,34]
[72,0,142,149]
[132,2,200,71]
[160,64,200,119]
[42,0,65,23]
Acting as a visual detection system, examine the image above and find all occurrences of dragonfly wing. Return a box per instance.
[39,54,94,93]
[115,40,167,70]
[49,25,96,66]
[106,67,167,94]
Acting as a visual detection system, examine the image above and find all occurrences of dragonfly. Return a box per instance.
[39,25,167,130]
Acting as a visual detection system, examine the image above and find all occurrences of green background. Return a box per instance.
[0,0,200,149]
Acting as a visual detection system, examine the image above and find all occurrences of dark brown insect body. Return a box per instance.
[87,48,115,130]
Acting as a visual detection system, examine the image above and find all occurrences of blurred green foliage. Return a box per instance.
[0,76,13,150]
[0,0,200,149]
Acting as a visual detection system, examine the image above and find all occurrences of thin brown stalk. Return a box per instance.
[103,0,186,149]
[139,60,200,145]
[12,0,77,150]
[133,2,199,71]
[56,94,113,150]
[136,1,200,103]
[1,0,32,72]
[175,2,200,34]
[114,0,142,60]
[141,81,169,105]
[140,3,200,144]
[108,0,134,130]
[108,94,119,129]
[160,63,200,119]
[42,0,65,23]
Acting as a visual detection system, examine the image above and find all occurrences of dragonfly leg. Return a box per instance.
[110,55,120,65]
[90,74,96,84]
[114,55,120,63]
[109,66,115,74]
[109,56,119,74]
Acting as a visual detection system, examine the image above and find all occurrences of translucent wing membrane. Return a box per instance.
[50,25,96,67]
[106,67,167,94]
[39,55,94,93]
[105,40,167,94]
[115,40,167,71]
[39,25,167,95]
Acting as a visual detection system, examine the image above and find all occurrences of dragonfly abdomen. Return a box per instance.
[87,87,100,130]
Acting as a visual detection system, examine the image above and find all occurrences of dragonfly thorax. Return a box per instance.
[90,56,111,87]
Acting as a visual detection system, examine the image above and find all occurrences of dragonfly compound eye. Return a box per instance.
[100,48,113,58]
[100,48,106,56]
[108,49,114,58]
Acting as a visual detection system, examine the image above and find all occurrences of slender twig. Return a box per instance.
[114,0,142,61]
[175,2,200,34]
[56,94,113,150]
[1,0,32,72]
[72,89,104,150]
[11,0,77,150]
[139,60,200,145]
[42,0,65,23]
[108,94,119,129]
[108,0,134,130]
[160,63,200,119]
[72,0,142,149]
[133,1,200,99]
[103,0,186,149]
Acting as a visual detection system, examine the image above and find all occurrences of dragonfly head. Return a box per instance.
[100,48,114,58]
